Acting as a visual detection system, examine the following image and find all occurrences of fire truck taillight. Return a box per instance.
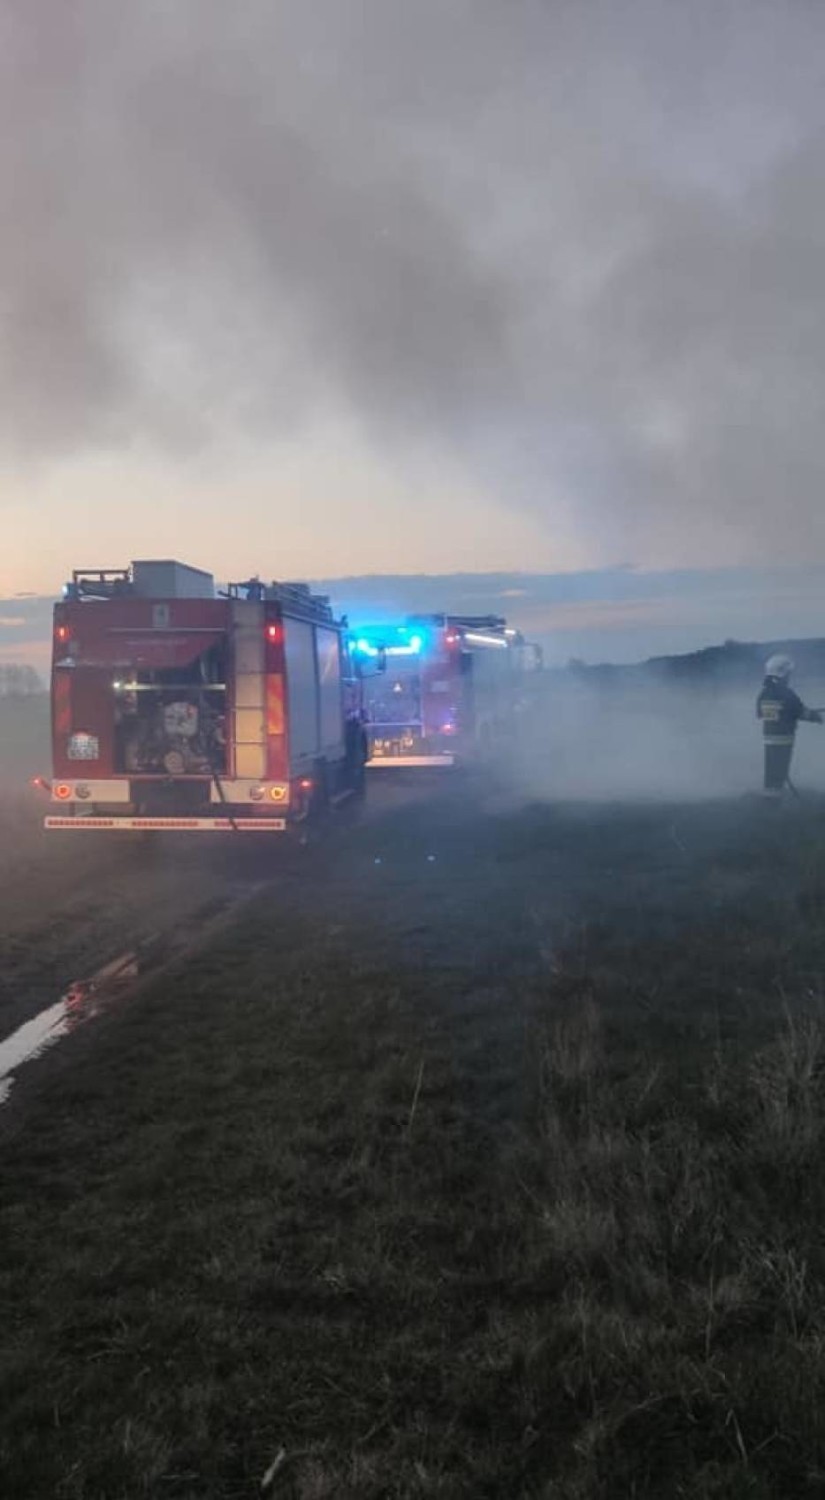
[54,783,72,800]
[266,623,283,644]
[249,784,287,803]
[55,624,71,644]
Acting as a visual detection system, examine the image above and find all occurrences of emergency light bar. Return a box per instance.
[352,630,424,656]
[463,632,508,649]
[351,620,511,654]
[385,639,422,656]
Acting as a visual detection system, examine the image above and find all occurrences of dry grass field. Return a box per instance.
[3,698,825,1495]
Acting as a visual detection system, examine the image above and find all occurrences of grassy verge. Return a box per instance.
[0,693,49,786]
[3,797,825,1496]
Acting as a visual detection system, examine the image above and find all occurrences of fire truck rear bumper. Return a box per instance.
[45,816,287,832]
[42,779,289,805]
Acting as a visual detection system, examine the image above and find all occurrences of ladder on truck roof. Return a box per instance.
[67,568,133,600]
[407,613,508,633]
[221,578,337,625]
[269,581,335,623]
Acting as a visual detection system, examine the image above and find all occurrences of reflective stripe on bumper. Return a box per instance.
[45,816,287,831]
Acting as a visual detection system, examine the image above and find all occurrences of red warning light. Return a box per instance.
[54,783,72,800]
[299,778,313,791]
[266,623,283,644]
[55,624,71,643]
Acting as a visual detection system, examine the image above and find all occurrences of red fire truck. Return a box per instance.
[350,614,542,768]
[39,561,368,832]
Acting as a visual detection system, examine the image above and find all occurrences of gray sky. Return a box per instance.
[7,564,825,673]
[3,0,825,591]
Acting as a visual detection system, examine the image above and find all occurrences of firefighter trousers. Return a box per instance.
[764,739,794,793]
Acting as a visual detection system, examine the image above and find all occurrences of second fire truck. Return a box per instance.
[349,614,542,768]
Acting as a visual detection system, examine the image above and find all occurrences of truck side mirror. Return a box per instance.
[350,644,387,678]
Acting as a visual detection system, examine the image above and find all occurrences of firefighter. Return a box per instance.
[756,655,822,797]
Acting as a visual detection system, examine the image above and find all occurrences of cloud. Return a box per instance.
[0,617,27,629]
[2,1,825,565]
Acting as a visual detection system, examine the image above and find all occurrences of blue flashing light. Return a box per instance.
[350,622,427,657]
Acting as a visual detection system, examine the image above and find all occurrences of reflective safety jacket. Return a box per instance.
[756,677,811,743]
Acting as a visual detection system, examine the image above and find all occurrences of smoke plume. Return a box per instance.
[3,0,825,564]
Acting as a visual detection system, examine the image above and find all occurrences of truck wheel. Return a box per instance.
[351,733,368,798]
[308,761,329,822]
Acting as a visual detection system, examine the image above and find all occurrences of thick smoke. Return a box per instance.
[511,674,825,804]
[3,0,825,563]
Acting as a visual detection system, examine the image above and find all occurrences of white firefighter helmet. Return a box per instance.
[765,653,794,679]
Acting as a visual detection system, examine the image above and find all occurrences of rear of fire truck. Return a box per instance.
[40,562,366,832]
[351,615,539,768]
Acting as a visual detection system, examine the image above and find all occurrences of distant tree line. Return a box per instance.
[545,637,825,693]
[0,663,44,697]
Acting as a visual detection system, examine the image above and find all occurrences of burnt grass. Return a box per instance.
[4,790,825,1496]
